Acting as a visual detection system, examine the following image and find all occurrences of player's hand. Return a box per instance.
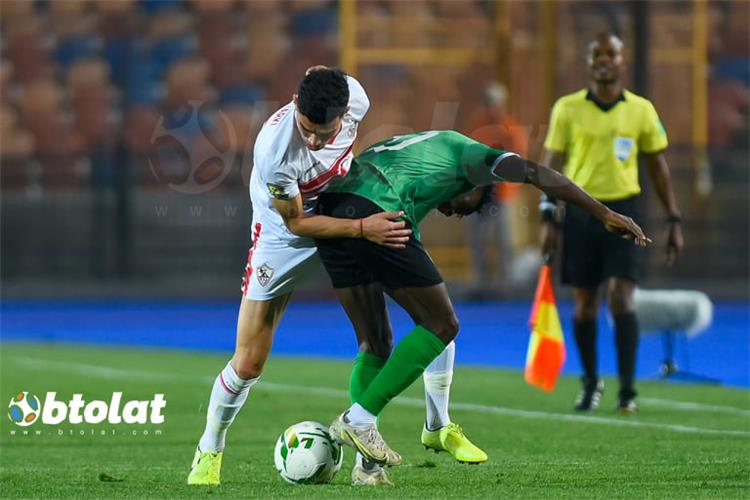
[361,211,412,249]
[666,222,683,266]
[540,222,558,263]
[602,210,651,247]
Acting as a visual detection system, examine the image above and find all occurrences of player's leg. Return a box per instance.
[202,294,292,451]
[333,283,394,485]
[338,283,393,360]
[188,294,291,485]
[572,286,603,410]
[562,201,605,411]
[189,241,317,485]
[314,214,402,468]
[602,196,643,414]
[387,284,457,433]
[331,283,452,466]
[388,286,486,463]
[608,277,638,413]
[423,341,455,433]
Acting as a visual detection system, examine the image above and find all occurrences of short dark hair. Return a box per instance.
[297,68,349,124]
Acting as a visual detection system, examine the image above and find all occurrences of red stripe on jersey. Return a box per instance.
[300,143,354,194]
[241,222,262,296]
[219,372,240,396]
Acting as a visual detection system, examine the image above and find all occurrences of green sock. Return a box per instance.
[357,325,446,416]
[349,352,385,403]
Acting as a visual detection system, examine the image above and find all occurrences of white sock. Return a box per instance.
[423,341,455,430]
[356,452,382,471]
[345,403,377,427]
[198,361,259,452]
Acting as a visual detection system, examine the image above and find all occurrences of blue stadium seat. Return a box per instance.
[291,8,336,37]
[55,36,102,68]
[140,0,183,15]
[151,36,197,79]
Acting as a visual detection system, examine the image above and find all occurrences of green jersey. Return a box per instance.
[327,130,509,238]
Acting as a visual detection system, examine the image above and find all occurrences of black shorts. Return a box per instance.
[561,196,644,287]
[315,193,443,289]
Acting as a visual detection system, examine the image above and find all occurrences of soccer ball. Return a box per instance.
[274,421,343,484]
[8,391,41,427]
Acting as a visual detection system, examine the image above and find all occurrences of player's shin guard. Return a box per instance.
[350,352,386,402]
[198,362,259,452]
[357,325,446,416]
[423,341,455,430]
[614,312,639,400]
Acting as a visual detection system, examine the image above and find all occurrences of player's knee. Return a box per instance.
[427,313,459,344]
[573,293,598,321]
[574,303,598,322]
[358,339,392,359]
[231,352,266,379]
[608,287,635,315]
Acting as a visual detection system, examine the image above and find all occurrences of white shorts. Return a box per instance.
[240,222,322,301]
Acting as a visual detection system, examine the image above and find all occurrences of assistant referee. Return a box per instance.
[540,33,684,414]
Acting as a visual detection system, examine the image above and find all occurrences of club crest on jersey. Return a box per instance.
[267,183,289,199]
[348,122,358,138]
[256,263,275,287]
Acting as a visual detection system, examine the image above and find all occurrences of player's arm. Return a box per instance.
[536,149,566,260]
[644,151,683,265]
[539,149,566,221]
[271,195,411,249]
[537,99,570,260]
[493,156,651,246]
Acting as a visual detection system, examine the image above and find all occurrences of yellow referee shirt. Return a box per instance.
[544,89,668,201]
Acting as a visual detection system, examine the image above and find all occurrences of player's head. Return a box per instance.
[438,185,494,218]
[293,67,349,151]
[587,32,624,84]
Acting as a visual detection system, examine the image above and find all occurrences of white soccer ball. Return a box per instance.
[274,421,343,484]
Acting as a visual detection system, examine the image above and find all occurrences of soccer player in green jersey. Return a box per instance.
[317,130,649,472]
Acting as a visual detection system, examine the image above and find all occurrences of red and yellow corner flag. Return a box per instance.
[525,265,565,391]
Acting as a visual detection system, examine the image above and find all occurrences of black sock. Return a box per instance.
[614,312,639,400]
[573,319,598,385]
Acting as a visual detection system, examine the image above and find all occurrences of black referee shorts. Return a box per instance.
[561,196,644,288]
[315,193,443,289]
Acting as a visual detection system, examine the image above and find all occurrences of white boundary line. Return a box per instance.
[11,356,750,438]
[640,397,750,417]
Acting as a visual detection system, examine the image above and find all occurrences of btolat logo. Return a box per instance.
[8,391,166,427]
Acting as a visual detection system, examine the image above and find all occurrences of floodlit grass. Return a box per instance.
[1,343,748,498]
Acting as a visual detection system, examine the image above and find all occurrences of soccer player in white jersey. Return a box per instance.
[187,68,482,487]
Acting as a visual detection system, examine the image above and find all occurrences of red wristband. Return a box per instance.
[359,219,364,238]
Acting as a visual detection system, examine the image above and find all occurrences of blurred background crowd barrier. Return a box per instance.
[0,0,747,300]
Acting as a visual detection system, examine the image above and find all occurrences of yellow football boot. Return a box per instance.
[187,447,223,485]
[421,423,488,464]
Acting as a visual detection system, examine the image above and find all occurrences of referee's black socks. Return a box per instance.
[573,318,598,387]
[614,312,639,400]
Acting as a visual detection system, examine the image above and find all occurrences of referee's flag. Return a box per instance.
[525,265,566,391]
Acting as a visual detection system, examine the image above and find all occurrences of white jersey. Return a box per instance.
[249,76,370,246]
[241,76,369,300]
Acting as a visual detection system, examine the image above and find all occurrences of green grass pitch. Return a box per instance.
[1,342,748,498]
